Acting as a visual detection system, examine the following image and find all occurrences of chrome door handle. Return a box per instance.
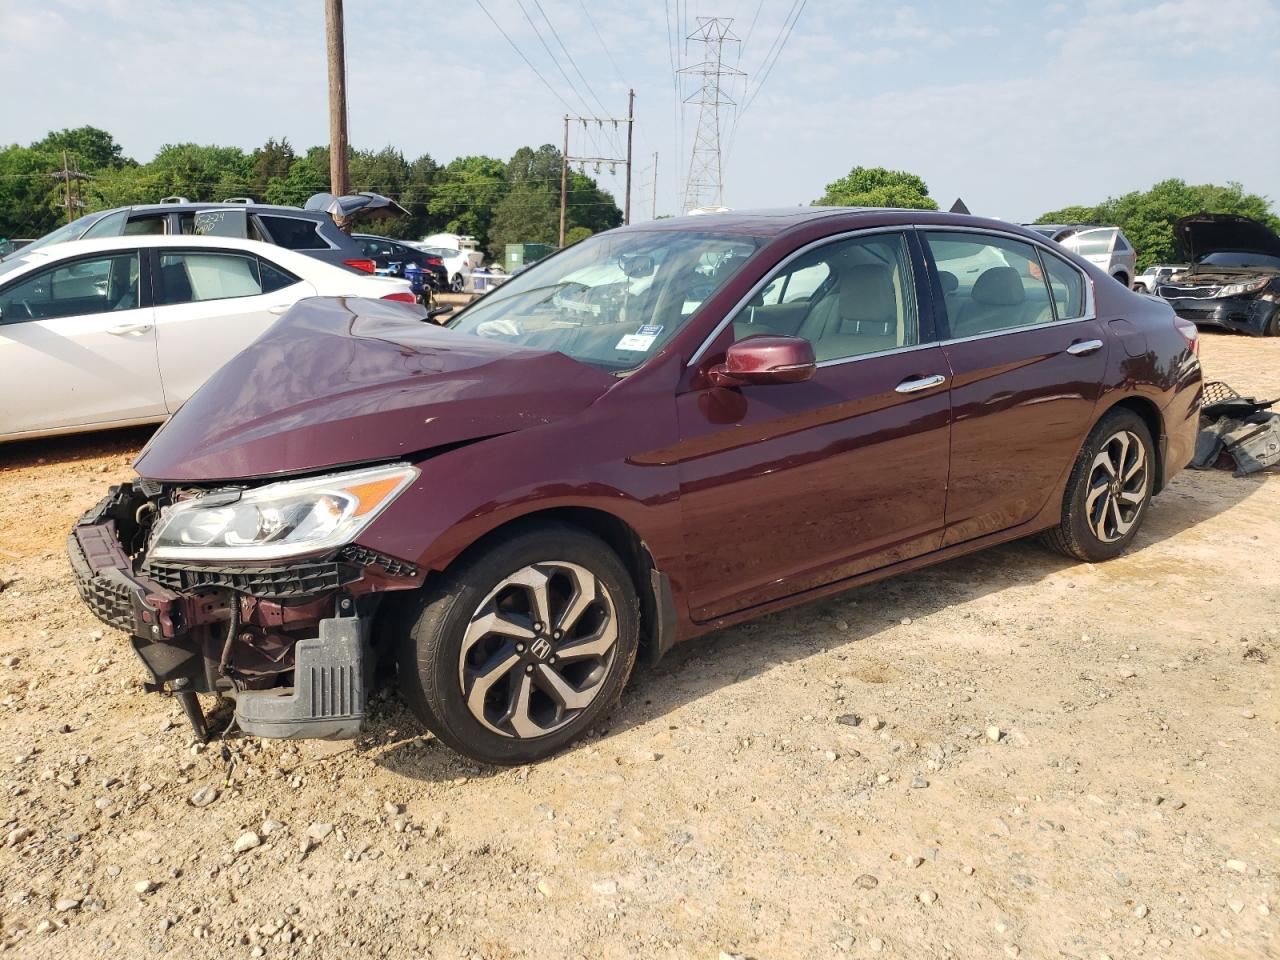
[895,373,947,394]
[106,322,153,336]
[1066,339,1104,356]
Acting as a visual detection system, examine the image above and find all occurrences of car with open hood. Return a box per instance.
[1157,214,1280,336]
[68,208,1202,764]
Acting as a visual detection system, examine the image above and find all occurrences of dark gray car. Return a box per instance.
[5,199,378,275]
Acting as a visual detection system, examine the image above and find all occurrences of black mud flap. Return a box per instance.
[233,616,370,740]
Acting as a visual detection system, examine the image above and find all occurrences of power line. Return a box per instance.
[533,1,611,120]
[576,0,626,87]
[739,0,806,118]
[727,0,806,158]
[513,1,597,119]
[474,0,578,117]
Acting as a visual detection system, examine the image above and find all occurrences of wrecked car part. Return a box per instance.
[231,614,370,740]
[1192,381,1280,476]
[69,479,423,740]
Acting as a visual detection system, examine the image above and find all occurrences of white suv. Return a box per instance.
[1026,225,1138,287]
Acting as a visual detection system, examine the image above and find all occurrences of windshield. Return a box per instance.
[3,212,104,260]
[447,230,763,371]
[1198,251,1280,270]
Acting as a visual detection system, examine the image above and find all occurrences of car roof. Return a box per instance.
[103,202,330,220]
[616,207,1046,241]
[8,234,312,265]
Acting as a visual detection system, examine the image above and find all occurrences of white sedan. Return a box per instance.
[0,235,420,441]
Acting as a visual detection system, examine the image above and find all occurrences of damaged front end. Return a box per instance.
[68,468,423,741]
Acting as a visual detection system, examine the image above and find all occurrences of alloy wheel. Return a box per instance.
[1085,429,1149,543]
[457,561,618,738]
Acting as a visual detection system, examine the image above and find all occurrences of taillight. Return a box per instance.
[381,291,417,304]
[1173,315,1199,357]
[425,256,443,266]
[344,258,376,274]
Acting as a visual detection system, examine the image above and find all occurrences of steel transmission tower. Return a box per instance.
[679,17,742,212]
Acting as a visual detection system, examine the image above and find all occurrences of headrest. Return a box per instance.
[838,263,896,324]
[972,267,1025,306]
[937,270,959,293]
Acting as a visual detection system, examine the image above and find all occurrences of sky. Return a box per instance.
[2,0,1278,223]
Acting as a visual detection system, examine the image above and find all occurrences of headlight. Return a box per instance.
[1218,277,1270,298]
[149,464,418,562]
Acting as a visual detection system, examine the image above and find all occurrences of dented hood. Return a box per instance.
[1174,214,1280,263]
[134,297,616,482]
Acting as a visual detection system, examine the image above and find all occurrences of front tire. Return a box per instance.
[1041,409,1155,562]
[1265,307,1280,337]
[397,524,639,765]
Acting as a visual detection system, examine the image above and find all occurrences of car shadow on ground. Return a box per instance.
[372,467,1268,782]
[0,425,156,473]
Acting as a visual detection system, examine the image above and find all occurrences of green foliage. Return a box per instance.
[813,166,939,211]
[32,127,129,171]
[1036,179,1280,269]
[565,226,593,245]
[489,183,560,256]
[0,129,624,257]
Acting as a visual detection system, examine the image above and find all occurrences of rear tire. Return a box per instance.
[450,273,465,293]
[397,523,639,765]
[1041,408,1155,562]
[1113,272,1129,286]
[1133,283,1148,294]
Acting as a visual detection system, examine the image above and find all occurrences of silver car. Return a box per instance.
[1132,263,1186,294]
[1026,224,1138,287]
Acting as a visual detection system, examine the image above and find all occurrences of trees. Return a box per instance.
[1036,180,1280,269]
[813,166,939,210]
[0,127,624,256]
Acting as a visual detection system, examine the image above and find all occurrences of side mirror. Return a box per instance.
[707,335,816,387]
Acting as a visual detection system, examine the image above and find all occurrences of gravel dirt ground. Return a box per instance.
[0,331,1276,960]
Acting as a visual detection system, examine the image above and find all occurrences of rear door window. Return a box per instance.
[258,216,329,250]
[193,209,249,239]
[156,252,264,306]
[924,232,1055,338]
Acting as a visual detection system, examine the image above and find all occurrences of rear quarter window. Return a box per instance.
[258,216,329,251]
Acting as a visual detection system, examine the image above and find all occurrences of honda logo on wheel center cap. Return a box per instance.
[530,638,553,661]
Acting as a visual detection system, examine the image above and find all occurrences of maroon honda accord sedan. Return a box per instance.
[69,208,1202,763]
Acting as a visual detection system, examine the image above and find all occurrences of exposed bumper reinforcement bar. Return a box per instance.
[231,615,371,740]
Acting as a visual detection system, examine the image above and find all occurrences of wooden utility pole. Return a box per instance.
[61,151,72,224]
[558,94,636,244]
[54,151,91,224]
[651,151,658,220]
[559,116,569,247]
[623,88,634,225]
[325,0,349,203]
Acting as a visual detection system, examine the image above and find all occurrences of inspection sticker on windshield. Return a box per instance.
[615,325,663,352]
